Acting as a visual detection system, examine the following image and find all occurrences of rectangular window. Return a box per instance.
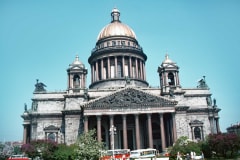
[112,41,116,46]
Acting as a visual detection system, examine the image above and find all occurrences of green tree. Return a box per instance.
[74,129,104,160]
[199,139,211,158]
[21,139,57,159]
[13,145,21,155]
[21,129,105,160]
[52,144,76,160]
[169,136,201,159]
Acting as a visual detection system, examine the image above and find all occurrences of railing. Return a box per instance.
[91,45,143,54]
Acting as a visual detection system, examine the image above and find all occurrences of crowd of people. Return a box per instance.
[176,151,204,160]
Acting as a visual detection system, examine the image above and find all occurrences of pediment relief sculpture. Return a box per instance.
[84,87,177,108]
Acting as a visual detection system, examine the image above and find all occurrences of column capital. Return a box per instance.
[147,113,152,120]
[96,115,101,120]
[134,114,139,118]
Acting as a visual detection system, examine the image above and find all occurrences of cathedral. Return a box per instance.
[21,8,221,151]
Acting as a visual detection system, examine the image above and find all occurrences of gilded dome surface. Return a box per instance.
[97,8,136,41]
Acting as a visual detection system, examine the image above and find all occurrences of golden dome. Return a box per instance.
[97,8,137,41]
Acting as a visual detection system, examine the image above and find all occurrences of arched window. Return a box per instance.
[168,73,175,85]
[194,127,201,140]
[48,133,55,142]
[73,75,80,88]
[112,41,116,46]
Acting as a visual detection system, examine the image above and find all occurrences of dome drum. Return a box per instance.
[89,46,146,63]
[89,8,148,89]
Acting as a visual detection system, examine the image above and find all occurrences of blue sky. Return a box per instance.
[0,0,239,141]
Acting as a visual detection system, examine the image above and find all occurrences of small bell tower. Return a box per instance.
[158,54,181,96]
[67,55,88,93]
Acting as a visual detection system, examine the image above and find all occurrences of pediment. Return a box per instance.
[83,87,177,109]
[44,125,59,131]
[162,63,178,68]
[69,66,82,70]
[190,120,203,125]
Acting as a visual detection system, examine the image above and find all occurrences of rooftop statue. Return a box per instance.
[84,88,89,101]
[213,98,217,108]
[34,79,47,92]
[197,76,209,89]
[169,87,175,98]
[125,76,131,85]
[24,103,27,112]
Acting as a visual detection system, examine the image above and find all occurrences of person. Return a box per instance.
[190,151,193,160]
[185,153,190,160]
[177,151,181,160]
[201,151,204,160]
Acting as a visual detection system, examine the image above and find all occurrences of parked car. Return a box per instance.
[7,155,30,160]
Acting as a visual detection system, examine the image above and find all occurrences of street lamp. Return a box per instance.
[109,125,117,159]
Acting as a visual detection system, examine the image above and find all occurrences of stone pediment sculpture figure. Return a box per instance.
[34,79,47,92]
[83,87,177,109]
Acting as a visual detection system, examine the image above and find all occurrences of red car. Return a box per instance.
[8,155,30,160]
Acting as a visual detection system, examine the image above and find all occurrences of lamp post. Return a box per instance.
[109,125,117,160]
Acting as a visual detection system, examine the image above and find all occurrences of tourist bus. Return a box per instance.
[100,149,130,160]
[129,148,157,160]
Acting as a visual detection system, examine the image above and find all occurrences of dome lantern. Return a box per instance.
[111,8,120,22]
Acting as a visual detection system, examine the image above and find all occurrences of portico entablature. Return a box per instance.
[84,107,175,116]
[82,87,177,114]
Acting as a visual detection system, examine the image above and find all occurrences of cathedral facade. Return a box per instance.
[22,8,221,151]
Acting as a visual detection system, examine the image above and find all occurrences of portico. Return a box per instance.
[82,87,177,151]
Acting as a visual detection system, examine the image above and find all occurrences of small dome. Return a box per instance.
[97,8,137,41]
[72,55,82,65]
[163,54,174,64]
[69,55,85,68]
[161,54,177,67]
